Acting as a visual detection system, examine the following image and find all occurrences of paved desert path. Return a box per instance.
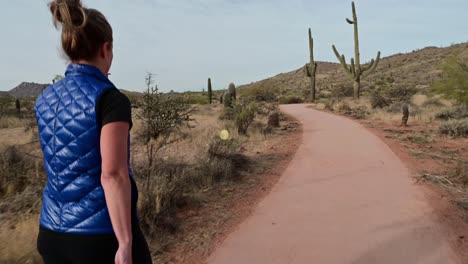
[208,104,459,264]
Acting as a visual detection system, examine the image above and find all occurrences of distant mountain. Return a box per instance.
[6,82,50,98]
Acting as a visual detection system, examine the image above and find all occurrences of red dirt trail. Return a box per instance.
[208,104,460,264]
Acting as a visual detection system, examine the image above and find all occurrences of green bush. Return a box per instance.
[330,84,354,98]
[233,102,258,134]
[370,79,417,109]
[432,55,468,105]
[439,118,468,137]
[240,85,278,103]
[435,106,468,120]
[279,96,304,104]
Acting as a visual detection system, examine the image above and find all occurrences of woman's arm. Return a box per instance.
[101,122,132,262]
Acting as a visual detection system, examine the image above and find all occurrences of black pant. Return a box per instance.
[37,225,152,264]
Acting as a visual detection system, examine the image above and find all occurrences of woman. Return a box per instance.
[35,1,152,263]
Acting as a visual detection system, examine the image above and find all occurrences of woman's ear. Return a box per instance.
[100,42,113,60]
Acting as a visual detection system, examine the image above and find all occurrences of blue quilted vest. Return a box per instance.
[35,63,138,234]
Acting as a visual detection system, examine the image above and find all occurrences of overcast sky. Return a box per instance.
[0,0,467,92]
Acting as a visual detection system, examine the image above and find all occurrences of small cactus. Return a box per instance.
[223,93,233,108]
[401,103,409,126]
[15,99,21,113]
[228,83,237,100]
[208,78,213,104]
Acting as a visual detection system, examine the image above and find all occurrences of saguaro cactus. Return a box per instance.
[304,28,318,101]
[15,99,21,113]
[228,83,237,100]
[208,78,213,104]
[332,1,381,99]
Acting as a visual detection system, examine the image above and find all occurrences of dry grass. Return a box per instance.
[0,116,32,129]
[0,216,42,264]
[0,102,281,263]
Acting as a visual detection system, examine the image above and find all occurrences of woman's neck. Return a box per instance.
[74,59,109,76]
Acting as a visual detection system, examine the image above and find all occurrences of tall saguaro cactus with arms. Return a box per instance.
[304,28,318,101]
[332,1,381,99]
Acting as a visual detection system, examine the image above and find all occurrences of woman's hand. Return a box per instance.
[115,244,133,264]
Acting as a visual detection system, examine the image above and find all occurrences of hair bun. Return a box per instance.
[49,0,87,29]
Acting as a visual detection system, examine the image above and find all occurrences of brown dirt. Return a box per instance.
[208,105,462,264]
[157,114,302,264]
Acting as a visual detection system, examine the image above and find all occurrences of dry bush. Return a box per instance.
[370,92,390,109]
[0,216,42,264]
[335,101,369,119]
[435,105,468,120]
[0,116,30,129]
[0,146,44,199]
[421,97,445,108]
[439,118,468,137]
[240,85,278,103]
[330,84,353,98]
[0,147,44,263]
[135,135,248,237]
[449,162,468,188]
[279,96,304,104]
[255,102,278,116]
[370,83,418,109]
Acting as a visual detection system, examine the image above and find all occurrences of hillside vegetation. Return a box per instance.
[239,43,468,100]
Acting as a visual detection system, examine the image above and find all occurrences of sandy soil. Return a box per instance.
[208,104,461,264]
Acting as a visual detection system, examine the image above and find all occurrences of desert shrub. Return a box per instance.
[136,73,196,191]
[435,106,468,120]
[318,90,332,98]
[233,101,258,134]
[320,98,336,111]
[0,96,14,117]
[338,104,368,119]
[0,146,45,225]
[370,79,418,109]
[336,101,351,113]
[384,85,418,102]
[136,136,247,236]
[422,97,444,108]
[279,96,304,104]
[439,118,468,137]
[330,84,353,98]
[267,111,280,128]
[205,137,247,180]
[183,93,208,105]
[241,85,278,103]
[384,101,404,113]
[448,161,468,188]
[0,146,44,198]
[432,55,468,105]
[370,92,390,109]
[137,161,190,230]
